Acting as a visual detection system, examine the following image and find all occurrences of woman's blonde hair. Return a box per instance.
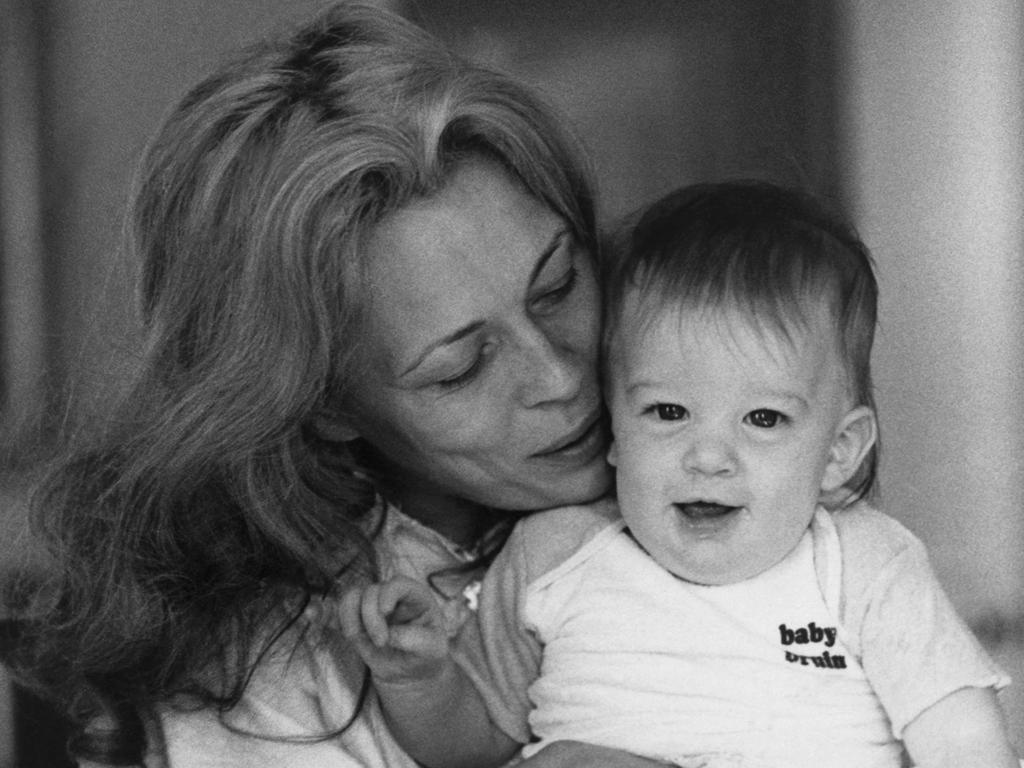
[6,4,596,762]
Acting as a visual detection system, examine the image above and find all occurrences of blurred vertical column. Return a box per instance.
[0,0,50,764]
[836,0,1024,745]
[0,1,48,426]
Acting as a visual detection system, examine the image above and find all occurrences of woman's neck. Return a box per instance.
[385,483,498,547]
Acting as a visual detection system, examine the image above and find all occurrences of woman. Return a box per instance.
[6,4,662,767]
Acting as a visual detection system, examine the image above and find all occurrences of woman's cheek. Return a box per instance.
[429,387,513,449]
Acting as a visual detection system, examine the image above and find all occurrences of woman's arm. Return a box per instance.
[901,687,1018,768]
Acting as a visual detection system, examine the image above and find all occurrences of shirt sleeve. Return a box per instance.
[452,521,540,746]
[845,517,1010,737]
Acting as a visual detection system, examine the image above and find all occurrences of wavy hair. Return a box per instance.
[3,3,596,764]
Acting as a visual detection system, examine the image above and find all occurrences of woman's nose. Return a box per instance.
[518,326,584,406]
[682,431,738,477]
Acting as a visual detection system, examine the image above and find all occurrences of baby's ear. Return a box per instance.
[821,405,877,493]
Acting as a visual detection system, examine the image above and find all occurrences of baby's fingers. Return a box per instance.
[336,585,390,647]
[358,583,392,647]
[337,587,367,641]
[387,624,449,660]
[377,577,438,627]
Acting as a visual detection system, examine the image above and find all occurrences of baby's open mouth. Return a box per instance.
[673,502,739,519]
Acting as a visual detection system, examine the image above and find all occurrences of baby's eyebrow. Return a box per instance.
[749,389,809,410]
[625,379,661,396]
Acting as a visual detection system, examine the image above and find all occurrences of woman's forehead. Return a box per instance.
[358,159,568,374]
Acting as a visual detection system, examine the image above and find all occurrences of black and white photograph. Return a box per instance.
[1,2,1022,766]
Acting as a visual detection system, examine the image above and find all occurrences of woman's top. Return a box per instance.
[147,499,486,768]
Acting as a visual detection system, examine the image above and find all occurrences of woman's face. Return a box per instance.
[342,158,610,532]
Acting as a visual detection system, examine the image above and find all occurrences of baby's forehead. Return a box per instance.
[614,292,850,384]
[623,286,839,346]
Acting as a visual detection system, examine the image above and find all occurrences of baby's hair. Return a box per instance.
[603,180,879,502]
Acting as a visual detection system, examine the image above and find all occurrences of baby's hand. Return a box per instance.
[338,576,450,684]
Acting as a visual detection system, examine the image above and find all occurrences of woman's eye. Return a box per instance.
[746,409,784,428]
[653,403,688,421]
[532,266,578,309]
[437,354,485,390]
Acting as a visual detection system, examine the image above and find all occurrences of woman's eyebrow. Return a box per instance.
[400,228,571,380]
[527,228,571,287]
[400,320,485,378]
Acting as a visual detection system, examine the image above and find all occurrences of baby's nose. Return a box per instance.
[682,434,738,477]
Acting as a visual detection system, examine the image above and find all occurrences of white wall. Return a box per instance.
[839,0,1024,745]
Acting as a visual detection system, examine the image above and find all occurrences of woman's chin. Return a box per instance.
[528,459,613,510]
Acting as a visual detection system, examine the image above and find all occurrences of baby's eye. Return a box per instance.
[652,403,688,421]
[746,409,785,428]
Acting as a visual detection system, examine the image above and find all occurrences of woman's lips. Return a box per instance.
[533,412,607,463]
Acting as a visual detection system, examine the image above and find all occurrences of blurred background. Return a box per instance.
[0,0,1021,764]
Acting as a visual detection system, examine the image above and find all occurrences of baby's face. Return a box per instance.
[606,293,855,585]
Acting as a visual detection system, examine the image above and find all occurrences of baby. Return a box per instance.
[340,181,1017,767]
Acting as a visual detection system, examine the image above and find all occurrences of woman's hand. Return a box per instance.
[520,741,670,768]
[337,576,449,685]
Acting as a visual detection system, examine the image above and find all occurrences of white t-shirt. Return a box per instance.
[455,499,1009,768]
